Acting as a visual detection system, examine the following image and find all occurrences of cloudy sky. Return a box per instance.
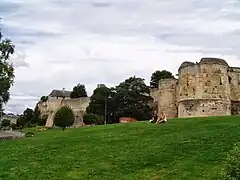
[1,0,240,114]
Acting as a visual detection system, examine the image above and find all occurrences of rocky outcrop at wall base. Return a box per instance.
[231,101,240,115]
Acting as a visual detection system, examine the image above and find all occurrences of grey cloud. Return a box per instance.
[0,1,20,14]
[2,0,240,114]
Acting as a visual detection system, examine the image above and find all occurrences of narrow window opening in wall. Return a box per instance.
[220,78,222,85]
[186,79,189,87]
[202,110,205,112]
[228,76,232,83]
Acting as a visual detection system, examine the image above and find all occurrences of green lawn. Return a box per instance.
[0,116,240,180]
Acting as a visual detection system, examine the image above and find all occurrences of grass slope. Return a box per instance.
[0,116,240,180]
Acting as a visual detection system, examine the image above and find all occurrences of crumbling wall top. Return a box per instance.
[199,57,229,67]
[178,61,196,71]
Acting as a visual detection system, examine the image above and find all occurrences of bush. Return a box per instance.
[83,113,104,125]
[53,106,75,130]
[1,119,11,127]
[10,123,17,130]
[25,132,34,137]
[219,142,240,179]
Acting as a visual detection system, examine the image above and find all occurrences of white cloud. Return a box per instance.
[1,0,240,114]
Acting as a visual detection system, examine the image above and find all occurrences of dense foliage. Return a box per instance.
[31,105,47,126]
[53,106,75,130]
[16,106,47,128]
[1,118,10,127]
[150,70,174,88]
[86,77,153,123]
[114,76,153,120]
[0,20,15,110]
[70,84,87,98]
[40,96,48,102]
[219,142,240,180]
[83,113,104,125]
[86,85,115,123]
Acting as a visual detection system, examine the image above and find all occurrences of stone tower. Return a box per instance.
[150,57,240,118]
[178,58,231,118]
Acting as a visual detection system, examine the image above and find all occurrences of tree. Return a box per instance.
[83,113,104,125]
[70,84,87,98]
[53,106,75,130]
[31,105,47,126]
[86,85,116,124]
[114,76,154,121]
[40,96,48,102]
[15,108,34,128]
[86,85,110,117]
[16,115,27,128]
[150,70,174,88]
[1,118,10,127]
[23,108,34,125]
[0,19,15,110]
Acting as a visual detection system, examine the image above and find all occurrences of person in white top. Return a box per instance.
[156,112,167,124]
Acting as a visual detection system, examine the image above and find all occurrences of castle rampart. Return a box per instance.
[151,57,240,118]
[158,78,178,118]
[38,96,90,128]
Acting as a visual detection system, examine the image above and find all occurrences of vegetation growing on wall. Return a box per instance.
[150,70,174,88]
[40,96,48,102]
[70,84,87,98]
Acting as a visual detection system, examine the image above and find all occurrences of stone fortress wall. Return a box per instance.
[38,97,90,128]
[38,57,239,128]
[150,57,240,118]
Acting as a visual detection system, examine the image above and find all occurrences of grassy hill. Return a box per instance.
[0,116,240,180]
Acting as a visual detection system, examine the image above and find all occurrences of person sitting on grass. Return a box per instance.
[156,112,167,124]
[149,110,158,123]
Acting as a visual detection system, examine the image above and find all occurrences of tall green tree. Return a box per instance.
[16,108,34,127]
[31,105,47,126]
[54,106,75,130]
[0,20,15,110]
[150,70,174,88]
[70,84,87,98]
[86,85,117,124]
[114,76,154,121]
[23,108,34,122]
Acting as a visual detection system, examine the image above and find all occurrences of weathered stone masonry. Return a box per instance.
[37,89,90,128]
[151,58,240,118]
[38,58,239,127]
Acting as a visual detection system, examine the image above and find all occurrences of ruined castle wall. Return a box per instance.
[64,97,90,127]
[150,88,161,111]
[38,97,90,128]
[178,58,231,118]
[229,67,240,115]
[158,78,178,118]
[229,67,240,101]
